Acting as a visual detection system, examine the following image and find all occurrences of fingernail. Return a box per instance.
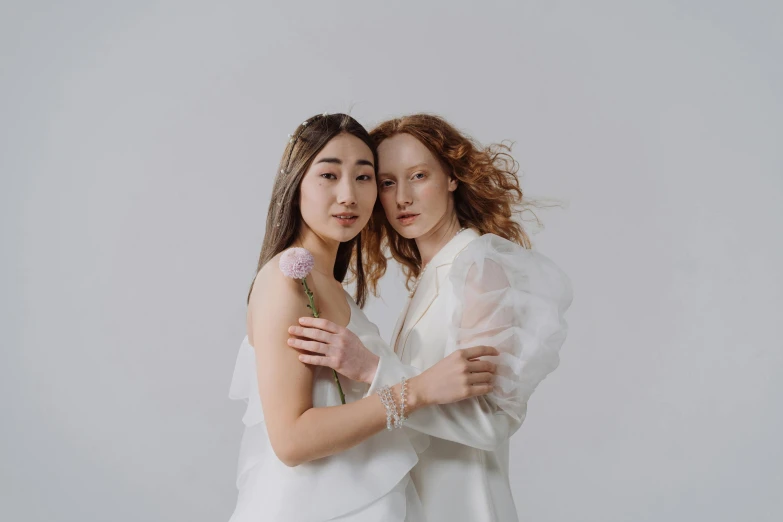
[287,339,293,345]
[298,355,305,361]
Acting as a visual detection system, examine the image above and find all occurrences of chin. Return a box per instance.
[389,223,422,240]
[328,226,361,243]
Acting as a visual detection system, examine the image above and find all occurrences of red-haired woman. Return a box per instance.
[288,114,573,522]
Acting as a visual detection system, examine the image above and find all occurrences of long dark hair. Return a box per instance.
[248,113,378,307]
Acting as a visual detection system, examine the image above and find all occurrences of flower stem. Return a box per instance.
[301,277,346,405]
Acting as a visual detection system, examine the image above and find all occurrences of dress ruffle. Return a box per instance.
[228,310,422,521]
[229,339,265,427]
[445,234,573,422]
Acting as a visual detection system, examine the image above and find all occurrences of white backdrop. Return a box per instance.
[2,1,782,521]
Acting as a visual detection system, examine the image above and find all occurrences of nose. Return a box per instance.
[336,175,357,207]
[396,180,413,208]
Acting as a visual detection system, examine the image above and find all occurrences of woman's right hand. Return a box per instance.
[409,346,499,408]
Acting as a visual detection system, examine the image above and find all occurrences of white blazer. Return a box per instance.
[367,229,573,522]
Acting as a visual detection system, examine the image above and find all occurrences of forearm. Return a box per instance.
[278,380,425,466]
[405,395,517,451]
[367,355,518,451]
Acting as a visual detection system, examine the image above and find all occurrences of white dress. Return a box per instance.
[228,292,425,522]
[366,230,573,522]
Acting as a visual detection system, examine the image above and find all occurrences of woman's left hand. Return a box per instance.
[288,317,380,384]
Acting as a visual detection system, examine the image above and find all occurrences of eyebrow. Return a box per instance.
[379,163,430,177]
[405,163,430,173]
[315,157,375,168]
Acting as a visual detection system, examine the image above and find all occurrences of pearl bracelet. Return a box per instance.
[378,385,397,431]
[378,377,409,430]
[398,377,408,428]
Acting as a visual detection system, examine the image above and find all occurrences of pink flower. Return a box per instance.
[277,246,346,404]
[279,247,315,280]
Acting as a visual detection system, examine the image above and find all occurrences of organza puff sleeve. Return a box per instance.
[445,233,573,423]
[366,233,572,450]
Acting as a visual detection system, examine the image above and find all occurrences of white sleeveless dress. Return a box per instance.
[228,292,425,522]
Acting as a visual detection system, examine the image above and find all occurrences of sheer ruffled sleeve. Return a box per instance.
[445,233,573,423]
[366,233,572,450]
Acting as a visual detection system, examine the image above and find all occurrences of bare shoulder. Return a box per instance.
[247,254,310,346]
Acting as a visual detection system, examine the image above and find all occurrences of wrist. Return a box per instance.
[404,375,426,413]
[363,354,380,384]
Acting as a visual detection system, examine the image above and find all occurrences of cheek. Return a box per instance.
[358,183,378,211]
[298,195,318,227]
[298,180,328,227]
[299,178,327,207]
[379,189,395,215]
[416,183,444,211]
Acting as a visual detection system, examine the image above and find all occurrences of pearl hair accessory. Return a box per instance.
[280,112,330,175]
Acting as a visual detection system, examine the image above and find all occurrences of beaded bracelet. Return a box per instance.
[397,376,408,428]
[378,377,409,430]
[378,385,398,431]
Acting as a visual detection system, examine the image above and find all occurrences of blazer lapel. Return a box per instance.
[390,298,410,354]
[395,228,481,358]
[396,269,439,359]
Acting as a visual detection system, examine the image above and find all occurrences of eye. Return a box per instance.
[320,173,337,180]
[357,173,374,181]
[379,179,395,188]
[412,172,425,180]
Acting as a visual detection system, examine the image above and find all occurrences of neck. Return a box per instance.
[414,212,462,267]
[295,225,339,278]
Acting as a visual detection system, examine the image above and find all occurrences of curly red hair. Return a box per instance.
[362,113,532,292]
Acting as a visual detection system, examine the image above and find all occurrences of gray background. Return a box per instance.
[2,1,782,521]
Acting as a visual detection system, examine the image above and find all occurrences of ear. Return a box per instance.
[448,176,459,192]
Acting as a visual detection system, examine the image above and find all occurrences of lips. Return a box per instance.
[333,213,359,226]
[397,212,419,225]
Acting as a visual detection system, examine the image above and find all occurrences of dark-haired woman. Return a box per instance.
[228,113,498,522]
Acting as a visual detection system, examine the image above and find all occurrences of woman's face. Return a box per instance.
[299,132,377,244]
[377,133,458,239]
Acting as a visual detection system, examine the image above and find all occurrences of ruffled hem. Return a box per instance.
[229,337,265,426]
[228,336,420,522]
[228,423,419,522]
